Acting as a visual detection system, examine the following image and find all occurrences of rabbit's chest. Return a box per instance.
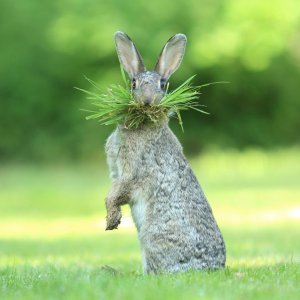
[130,189,146,232]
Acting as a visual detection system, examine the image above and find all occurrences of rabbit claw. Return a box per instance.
[105,209,122,230]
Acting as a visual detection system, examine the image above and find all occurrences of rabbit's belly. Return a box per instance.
[129,190,146,232]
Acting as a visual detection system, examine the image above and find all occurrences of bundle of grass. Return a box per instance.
[77,69,218,131]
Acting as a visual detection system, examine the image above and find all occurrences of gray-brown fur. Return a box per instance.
[104,31,226,273]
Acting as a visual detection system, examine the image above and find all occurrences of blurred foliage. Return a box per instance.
[0,0,300,162]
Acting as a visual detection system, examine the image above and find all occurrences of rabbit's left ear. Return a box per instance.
[154,34,187,80]
[114,31,146,79]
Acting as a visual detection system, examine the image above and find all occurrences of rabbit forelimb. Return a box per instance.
[105,180,132,230]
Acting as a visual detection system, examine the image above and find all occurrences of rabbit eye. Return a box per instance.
[132,78,136,90]
[160,79,166,89]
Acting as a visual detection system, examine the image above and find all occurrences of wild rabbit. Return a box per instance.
[105,31,226,273]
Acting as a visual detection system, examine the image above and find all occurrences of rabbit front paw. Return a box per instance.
[105,208,122,230]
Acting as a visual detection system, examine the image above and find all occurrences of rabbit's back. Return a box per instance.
[106,123,225,273]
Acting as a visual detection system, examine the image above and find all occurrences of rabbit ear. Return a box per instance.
[154,34,187,80]
[114,31,146,79]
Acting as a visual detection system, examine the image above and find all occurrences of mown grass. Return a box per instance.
[80,73,209,130]
[0,148,299,299]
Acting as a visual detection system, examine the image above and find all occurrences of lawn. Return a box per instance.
[0,148,299,299]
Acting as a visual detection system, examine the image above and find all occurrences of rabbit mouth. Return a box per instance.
[144,96,162,105]
[134,93,164,106]
[143,97,163,106]
[144,99,152,105]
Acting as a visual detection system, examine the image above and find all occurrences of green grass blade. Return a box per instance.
[77,71,221,129]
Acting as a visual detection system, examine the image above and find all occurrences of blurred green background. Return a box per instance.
[1,0,300,162]
[1,1,300,299]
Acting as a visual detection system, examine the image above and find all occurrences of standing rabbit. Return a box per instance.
[105,31,226,273]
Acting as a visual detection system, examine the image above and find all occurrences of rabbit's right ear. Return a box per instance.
[114,31,146,79]
[155,34,187,81]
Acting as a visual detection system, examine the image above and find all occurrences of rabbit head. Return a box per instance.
[114,31,187,105]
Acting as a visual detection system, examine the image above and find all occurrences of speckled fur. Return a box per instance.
[104,32,226,273]
[105,123,226,273]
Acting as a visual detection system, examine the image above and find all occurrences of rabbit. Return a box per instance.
[104,31,226,273]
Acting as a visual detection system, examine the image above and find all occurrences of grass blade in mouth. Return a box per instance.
[77,67,224,130]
